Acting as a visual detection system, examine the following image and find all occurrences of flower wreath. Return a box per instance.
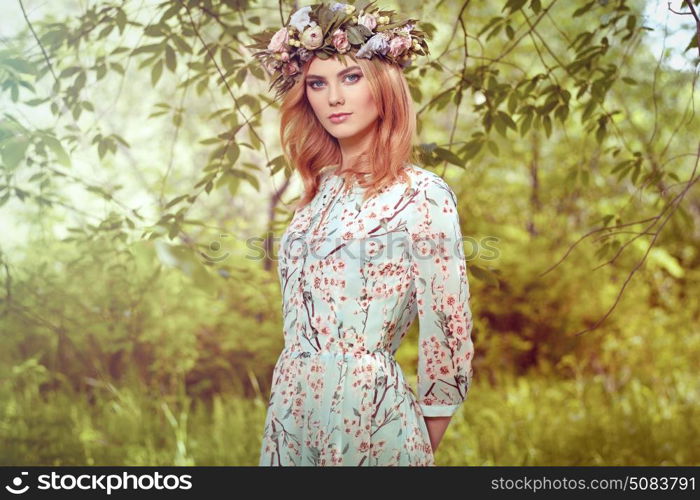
[245,0,431,100]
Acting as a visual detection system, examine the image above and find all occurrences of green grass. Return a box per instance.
[2,367,697,466]
[437,370,699,466]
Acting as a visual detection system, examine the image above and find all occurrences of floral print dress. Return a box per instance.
[259,163,475,466]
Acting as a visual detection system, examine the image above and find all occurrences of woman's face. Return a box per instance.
[304,56,379,141]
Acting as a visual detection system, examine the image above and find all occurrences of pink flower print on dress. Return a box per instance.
[260,165,473,465]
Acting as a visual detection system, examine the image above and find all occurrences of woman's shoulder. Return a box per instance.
[404,165,462,238]
[405,164,457,200]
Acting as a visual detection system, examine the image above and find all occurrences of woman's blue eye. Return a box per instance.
[308,73,362,89]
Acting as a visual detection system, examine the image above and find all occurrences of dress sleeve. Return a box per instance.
[408,176,475,418]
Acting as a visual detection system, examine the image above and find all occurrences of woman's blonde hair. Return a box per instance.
[279,54,418,211]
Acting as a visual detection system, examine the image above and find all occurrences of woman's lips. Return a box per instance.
[329,113,351,123]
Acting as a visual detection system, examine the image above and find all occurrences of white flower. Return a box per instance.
[289,6,312,32]
[300,25,324,50]
[358,13,377,31]
[355,32,391,59]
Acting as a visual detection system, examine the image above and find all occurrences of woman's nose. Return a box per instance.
[328,85,344,105]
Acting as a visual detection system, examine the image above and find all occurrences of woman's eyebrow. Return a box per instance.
[305,66,362,80]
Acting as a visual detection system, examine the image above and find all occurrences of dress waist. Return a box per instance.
[280,346,396,361]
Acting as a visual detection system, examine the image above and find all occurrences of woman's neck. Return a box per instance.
[336,128,375,175]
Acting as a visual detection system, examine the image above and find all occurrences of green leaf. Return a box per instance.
[573,1,596,17]
[555,104,569,123]
[168,222,180,240]
[469,264,500,288]
[520,111,533,136]
[409,84,422,103]
[601,214,615,227]
[112,62,125,75]
[4,57,35,74]
[503,0,528,13]
[165,45,176,72]
[1,137,30,170]
[25,97,49,106]
[354,0,372,15]
[151,60,163,86]
[171,34,192,54]
[248,127,261,151]
[226,143,240,166]
[542,115,552,137]
[433,91,452,111]
[478,16,504,38]
[43,135,71,167]
[74,71,86,92]
[269,155,288,175]
[98,139,108,159]
[581,100,596,122]
[249,64,265,81]
[229,169,260,191]
[434,147,465,168]
[595,122,606,145]
[499,111,517,131]
[346,26,366,45]
[222,48,235,71]
[59,66,81,78]
[487,140,499,156]
[165,194,189,209]
[462,139,483,160]
[494,113,507,137]
[98,24,114,39]
[235,67,248,87]
[238,94,258,113]
[631,164,641,184]
[116,8,127,34]
[144,25,166,38]
[507,91,519,114]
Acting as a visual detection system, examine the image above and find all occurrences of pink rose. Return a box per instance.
[268,27,289,52]
[300,25,324,50]
[332,29,350,53]
[281,60,300,76]
[263,58,281,76]
[358,13,377,31]
[389,35,412,58]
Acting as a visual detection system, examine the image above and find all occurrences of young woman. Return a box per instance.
[250,1,475,466]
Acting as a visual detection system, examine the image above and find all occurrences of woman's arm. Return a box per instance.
[424,415,452,453]
[409,174,475,421]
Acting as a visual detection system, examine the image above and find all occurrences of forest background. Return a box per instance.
[1,0,699,466]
